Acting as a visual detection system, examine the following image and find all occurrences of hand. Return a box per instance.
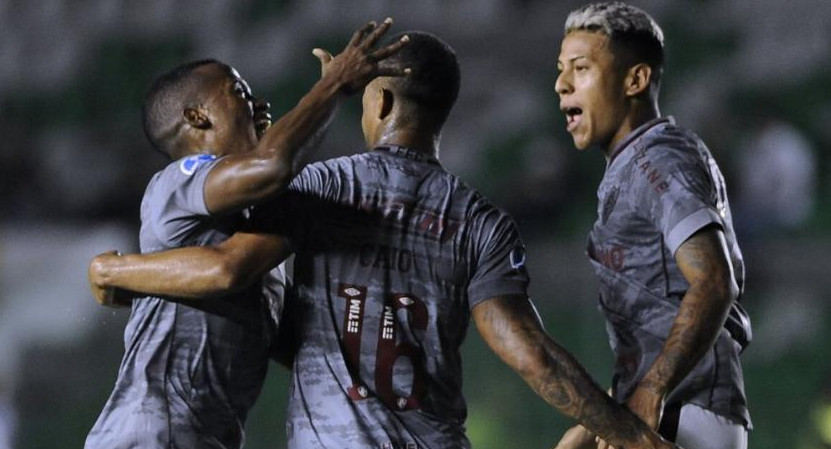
[88,251,132,308]
[625,384,665,430]
[553,425,595,449]
[313,17,410,94]
[597,432,681,449]
[595,385,669,449]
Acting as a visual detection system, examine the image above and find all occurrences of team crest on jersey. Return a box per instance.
[509,246,526,270]
[601,186,620,224]
[179,154,216,176]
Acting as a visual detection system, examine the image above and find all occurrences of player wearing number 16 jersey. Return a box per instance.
[256,142,531,448]
[88,31,680,449]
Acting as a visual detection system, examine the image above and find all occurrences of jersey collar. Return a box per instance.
[373,145,441,165]
[607,116,675,165]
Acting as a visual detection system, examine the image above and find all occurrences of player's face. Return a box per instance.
[200,64,271,155]
[555,31,629,152]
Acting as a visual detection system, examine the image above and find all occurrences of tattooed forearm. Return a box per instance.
[474,295,655,447]
[641,226,737,396]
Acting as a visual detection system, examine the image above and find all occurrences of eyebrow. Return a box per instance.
[562,55,587,64]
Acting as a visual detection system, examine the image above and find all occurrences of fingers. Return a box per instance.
[362,17,394,48]
[371,34,409,61]
[595,438,614,449]
[348,20,377,48]
[376,64,410,78]
[312,48,333,64]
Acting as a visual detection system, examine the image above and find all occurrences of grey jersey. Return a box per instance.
[587,117,751,427]
[86,154,283,449]
[254,145,530,449]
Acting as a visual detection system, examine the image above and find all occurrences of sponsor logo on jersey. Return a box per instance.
[632,148,669,194]
[509,246,526,270]
[179,154,216,176]
[595,244,625,271]
[601,186,620,224]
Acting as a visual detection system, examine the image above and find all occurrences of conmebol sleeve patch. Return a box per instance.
[179,154,217,175]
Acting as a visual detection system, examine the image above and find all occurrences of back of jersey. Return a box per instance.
[262,146,528,449]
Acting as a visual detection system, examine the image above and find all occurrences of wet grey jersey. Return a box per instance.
[254,145,530,449]
[587,117,751,428]
[86,154,284,449]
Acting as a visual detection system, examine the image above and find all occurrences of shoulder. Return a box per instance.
[625,122,711,192]
[151,154,219,186]
[290,153,367,189]
[641,121,708,168]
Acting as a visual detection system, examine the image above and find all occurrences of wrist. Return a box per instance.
[318,70,351,97]
[91,253,122,287]
[638,376,668,399]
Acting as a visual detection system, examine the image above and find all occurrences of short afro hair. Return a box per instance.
[141,59,222,158]
[382,31,460,128]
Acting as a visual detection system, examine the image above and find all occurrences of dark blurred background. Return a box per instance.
[1,0,830,448]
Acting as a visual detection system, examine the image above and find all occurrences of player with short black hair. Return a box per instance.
[553,3,751,449]
[85,19,409,449]
[89,30,679,449]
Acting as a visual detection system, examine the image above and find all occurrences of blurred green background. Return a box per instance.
[1,0,830,448]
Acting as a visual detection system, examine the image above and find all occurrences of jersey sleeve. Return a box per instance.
[467,208,530,309]
[638,146,723,254]
[149,154,219,247]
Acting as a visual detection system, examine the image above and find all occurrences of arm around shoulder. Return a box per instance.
[88,232,289,300]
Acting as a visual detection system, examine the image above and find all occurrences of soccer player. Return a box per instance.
[552,3,751,449]
[88,31,680,449]
[84,19,409,449]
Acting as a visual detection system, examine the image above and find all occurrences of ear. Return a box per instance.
[624,63,652,97]
[379,88,394,121]
[183,107,212,130]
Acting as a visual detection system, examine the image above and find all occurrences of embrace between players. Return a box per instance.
[85,3,751,449]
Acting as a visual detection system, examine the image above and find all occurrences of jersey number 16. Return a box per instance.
[338,283,428,411]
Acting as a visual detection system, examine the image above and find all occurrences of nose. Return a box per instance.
[555,70,572,96]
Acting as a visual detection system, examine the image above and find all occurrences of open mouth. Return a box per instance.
[254,111,272,139]
[562,106,583,131]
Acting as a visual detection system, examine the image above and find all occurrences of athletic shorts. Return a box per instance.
[660,403,748,449]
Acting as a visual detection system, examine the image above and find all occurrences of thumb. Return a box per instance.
[312,48,333,64]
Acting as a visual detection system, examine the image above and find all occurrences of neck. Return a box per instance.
[602,101,660,159]
[375,126,440,160]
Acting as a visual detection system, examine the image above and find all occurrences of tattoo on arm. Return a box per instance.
[642,225,737,395]
[474,296,652,447]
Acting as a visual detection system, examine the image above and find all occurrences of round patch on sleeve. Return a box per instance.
[509,246,526,270]
[179,154,217,176]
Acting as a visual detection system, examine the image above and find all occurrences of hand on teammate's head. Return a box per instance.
[313,17,410,94]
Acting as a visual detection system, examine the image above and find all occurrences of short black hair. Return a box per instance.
[141,58,222,158]
[383,32,460,128]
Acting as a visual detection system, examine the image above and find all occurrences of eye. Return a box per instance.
[575,64,589,72]
[233,82,248,98]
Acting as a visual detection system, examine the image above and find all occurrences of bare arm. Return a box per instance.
[473,295,675,449]
[204,19,410,214]
[88,231,289,303]
[626,225,738,428]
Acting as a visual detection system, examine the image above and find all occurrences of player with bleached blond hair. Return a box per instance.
[553,3,751,449]
[88,30,681,449]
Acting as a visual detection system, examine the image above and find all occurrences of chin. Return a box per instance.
[571,137,590,151]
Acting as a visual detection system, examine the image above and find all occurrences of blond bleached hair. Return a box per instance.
[565,2,665,83]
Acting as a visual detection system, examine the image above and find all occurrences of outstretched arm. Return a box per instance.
[88,231,288,305]
[625,225,738,429]
[203,18,410,214]
[473,295,678,449]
